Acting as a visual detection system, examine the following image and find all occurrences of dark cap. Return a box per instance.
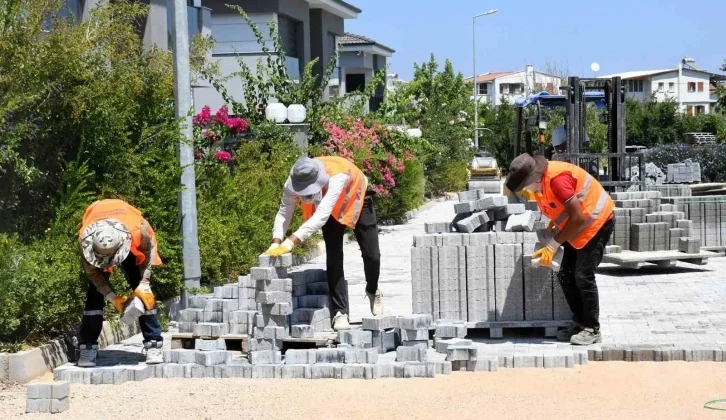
[505,153,547,192]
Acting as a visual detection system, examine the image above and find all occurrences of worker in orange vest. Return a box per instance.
[265,156,383,331]
[77,199,164,366]
[506,153,614,345]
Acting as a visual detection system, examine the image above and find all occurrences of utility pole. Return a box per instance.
[172,0,201,308]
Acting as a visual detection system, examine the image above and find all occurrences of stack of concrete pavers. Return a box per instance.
[177,277,257,337]
[647,184,692,198]
[176,255,331,339]
[608,191,703,254]
[666,161,701,184]
[289,266,331,337]
[362,316,398,353]
[26,381,69,414]
[426,191,548,235]
[661,195,726,249]
[249,255,293,364]
[411,230,572,323]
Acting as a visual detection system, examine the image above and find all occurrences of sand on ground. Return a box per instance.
[4,362,726,420]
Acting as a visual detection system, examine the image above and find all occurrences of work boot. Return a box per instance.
[570,327,601,345]
[144,341,163,365]
[556,322,583,342]
[77,344,98,368]
[366,289,384,316]
[332,311,350,331]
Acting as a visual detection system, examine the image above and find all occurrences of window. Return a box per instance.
[696,105,706,114]
[546,82,554,93]
[278,16,299,58]
[627,79,644,93]
[687,105,694,116]
[477,83,488,95]
[688,82,696,93]
[658,82,664,91]
[512,83,524,94]
[668,82,675,92]
[499,83,506,94]
[697,82,704,92]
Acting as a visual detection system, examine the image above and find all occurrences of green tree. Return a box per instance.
[381,55,474,194]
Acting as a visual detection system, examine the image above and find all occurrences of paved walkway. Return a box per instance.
[102,199,726,362]
[305,198,726,353]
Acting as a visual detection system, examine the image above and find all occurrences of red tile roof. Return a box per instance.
[467,72,516,83]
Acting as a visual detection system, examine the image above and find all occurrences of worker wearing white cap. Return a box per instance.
[265,156,384,331]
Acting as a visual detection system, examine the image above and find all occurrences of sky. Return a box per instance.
[345,0,726,80]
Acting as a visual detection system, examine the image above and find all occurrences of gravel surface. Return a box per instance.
[4,362,726,419]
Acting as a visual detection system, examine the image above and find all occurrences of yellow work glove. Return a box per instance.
[266,239,294,257]
[133,281,155,310]
[532,239,560,266]
[105,293,128,313]
[263,243,280,256]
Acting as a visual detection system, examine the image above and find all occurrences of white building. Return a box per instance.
[600,60,726,115]
[465,65,565,106]
[386,73,407,94]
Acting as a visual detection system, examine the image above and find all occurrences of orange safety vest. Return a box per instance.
[79,199,162,267]
[300,156,367,228]
[535,161,614,249]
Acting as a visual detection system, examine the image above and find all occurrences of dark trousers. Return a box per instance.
[556,218,614,331]
[322,195,381,316]
[79,254,163,345]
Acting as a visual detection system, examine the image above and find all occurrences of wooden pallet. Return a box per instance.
[171,333,248,352]
[601,250,718,269]
[283,331,336,350]
[459,320,571,338]
[702,246,726,256]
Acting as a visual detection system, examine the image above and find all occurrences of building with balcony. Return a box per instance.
[599,59,726,115]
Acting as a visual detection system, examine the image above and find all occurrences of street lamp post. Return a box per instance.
[473,9,498,152]
[171,0,201,309]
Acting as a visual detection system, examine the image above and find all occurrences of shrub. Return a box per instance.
[195,130,314,286]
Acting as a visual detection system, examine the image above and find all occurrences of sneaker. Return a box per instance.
[556,322,583,342]
[77,344,98,368]
[144,341,163,365]
[332,311,350,331]
[570,328,602,345]
[366,289,384,316]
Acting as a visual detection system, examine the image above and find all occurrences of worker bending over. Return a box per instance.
[266,156,384,331]
[506,153,614,345]
[77,199,164,366]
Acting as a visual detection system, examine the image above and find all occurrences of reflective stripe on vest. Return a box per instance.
[535,161,614,249]
[79,199,162,267]
[300,157,367,228]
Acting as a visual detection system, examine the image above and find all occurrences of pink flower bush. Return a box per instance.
[323,117,414,197]
[192,105,250,165]
[214,150,232,162]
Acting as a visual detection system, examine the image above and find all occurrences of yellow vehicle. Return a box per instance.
[468,150,501,180]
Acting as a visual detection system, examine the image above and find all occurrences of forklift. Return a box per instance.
[512,76,645,192]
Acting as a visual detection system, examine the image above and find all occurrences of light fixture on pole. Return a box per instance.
[591,62,600,78]
[473,9,498,152]
[171,0,201,309]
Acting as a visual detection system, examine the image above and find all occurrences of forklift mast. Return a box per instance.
[513,76,645,191]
